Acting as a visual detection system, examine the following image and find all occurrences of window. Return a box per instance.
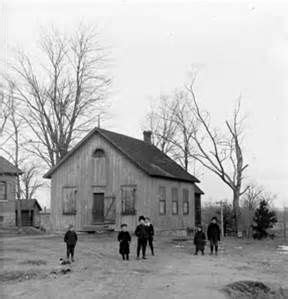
[121,185,136,215]
[159,186,166,215]
[62,187,77,215]
[183,189,189,215]
[92,148,106,186]
[0,181,7,201]
[93,148,105,158]
[172,188,179,215]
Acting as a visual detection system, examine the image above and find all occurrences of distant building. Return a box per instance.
[0,156,22,226]
[44,128,204,232]
[15,199,42,227]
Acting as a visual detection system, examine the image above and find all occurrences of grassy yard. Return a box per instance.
[1,232,288,299]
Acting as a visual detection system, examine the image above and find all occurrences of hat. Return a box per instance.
[120,223,127,228]
[211,217,217,221]
[138,215,145,222]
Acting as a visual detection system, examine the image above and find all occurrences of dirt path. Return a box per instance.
[1,234,288,298]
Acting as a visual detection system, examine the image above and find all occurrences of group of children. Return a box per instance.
[194,217,221,255]
[63,216,220,262]
[118,215,154,260]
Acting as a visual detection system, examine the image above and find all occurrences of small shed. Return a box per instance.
[15,199,42,227]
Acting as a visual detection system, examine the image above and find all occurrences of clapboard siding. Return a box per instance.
[49,131,196,232]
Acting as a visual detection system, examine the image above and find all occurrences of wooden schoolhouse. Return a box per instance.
[44,128,204,232]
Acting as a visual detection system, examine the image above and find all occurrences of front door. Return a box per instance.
[92,193,104,223]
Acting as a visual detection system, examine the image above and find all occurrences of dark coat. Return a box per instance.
[194,231,206,250]
[118,231,131,254]
[207,223,221,242]
[64,230,78,246]
[146,224,154,239]
[135,224,149,240]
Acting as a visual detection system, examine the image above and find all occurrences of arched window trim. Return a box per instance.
[92,148,105,158]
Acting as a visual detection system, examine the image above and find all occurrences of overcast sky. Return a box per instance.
[1,0,288,208]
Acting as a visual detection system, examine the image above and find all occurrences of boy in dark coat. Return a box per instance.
[207,217,221,255]
[117,224,131,260]
[135,215,149,259]
[145,217,155,255]
[64,224,78,262]
[194,225,206,255]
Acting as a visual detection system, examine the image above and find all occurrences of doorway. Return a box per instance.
[92,193,104,223]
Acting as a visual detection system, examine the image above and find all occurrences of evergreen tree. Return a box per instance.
[252,200,277,239]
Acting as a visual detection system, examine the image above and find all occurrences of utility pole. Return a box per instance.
[216,200,224,239]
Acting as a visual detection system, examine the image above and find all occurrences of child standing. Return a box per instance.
[135,216,149,259]
[117,224,131,260]
[64,224,78,262]
[194,225,206,255]
[145,217,155,256]
[207,217,221,255]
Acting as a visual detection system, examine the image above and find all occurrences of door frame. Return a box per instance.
[92,192,105,223]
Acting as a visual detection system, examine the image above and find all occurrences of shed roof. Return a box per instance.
[0,156,23,175]
[44,128,200,184]
[19,199,42,211]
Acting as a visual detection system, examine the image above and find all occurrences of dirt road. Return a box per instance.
[1,234,288,298]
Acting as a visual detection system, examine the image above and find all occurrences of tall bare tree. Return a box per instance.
[0,82,24,226]
[145,95,178,155]
[171,90,199,171]
[0,89,10,136]
[8,25,111,167]
[21,165,44,201]
[145,91,199,173]
[186,79,249,232]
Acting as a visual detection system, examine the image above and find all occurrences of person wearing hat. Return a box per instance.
[193,225,206,255]
[207,217,221,255]
[117,224,131,260]
[135,215,149,259]
[64,224,78,262]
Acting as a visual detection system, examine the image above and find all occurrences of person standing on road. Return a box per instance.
[207,217,221,255]
[194,225,206,255]
[135,215,149,259]
[118,223,131,261]
[64,224,78,262]
[145,217,155,256]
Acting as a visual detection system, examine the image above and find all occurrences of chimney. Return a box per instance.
[143,131,152,144]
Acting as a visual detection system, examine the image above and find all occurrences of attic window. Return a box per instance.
[92,149,105,158]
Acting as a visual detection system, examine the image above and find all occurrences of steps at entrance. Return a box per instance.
[80,223,116,233]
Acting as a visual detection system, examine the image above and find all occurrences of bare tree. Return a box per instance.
[145,95,178,155]
[21,165,44,200]
[240,183,264,237]
[186,79,249,233]
[145,91,199,173]
[0,89,10,136]
[171,90,199,171]
[0,82,24,226]
[8,25,111,167]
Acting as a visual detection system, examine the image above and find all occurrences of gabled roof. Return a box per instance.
[44,128,200,184]
[0,156,23,175]
[19,199,42,211]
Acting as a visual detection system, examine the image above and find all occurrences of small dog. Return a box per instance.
[59,258,71,265]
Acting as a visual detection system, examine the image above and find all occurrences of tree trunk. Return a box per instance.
[233,188,241,234]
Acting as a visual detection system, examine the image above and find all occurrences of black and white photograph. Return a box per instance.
[0,0,288,298]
